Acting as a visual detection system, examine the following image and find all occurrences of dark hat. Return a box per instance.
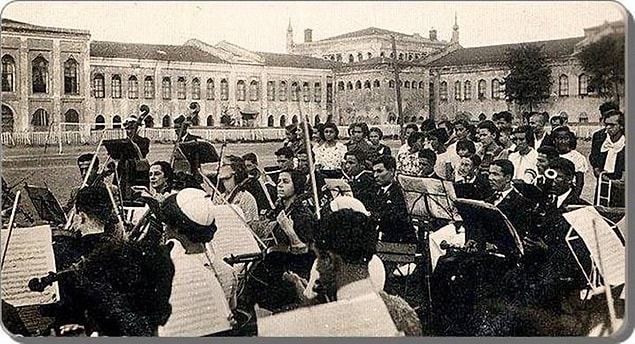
[599,101,619,117]
[173,115,188,127]
[123,116,138,128]
[160,188,217,243]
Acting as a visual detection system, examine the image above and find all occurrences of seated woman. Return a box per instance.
[369,126,392,158]
[313,122,347,173]
[214,155,259,224]
[148,161,176,201]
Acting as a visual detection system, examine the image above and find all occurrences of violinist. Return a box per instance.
[63,153,101,213]
[213,155,259,224]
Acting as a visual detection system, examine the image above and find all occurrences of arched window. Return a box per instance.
[95,115,105,130]
[477,79,486,99]
[412,81,417,89]
[372,116,380,125]
[192,78,200,100]
[454,81,461,100]
[348,54,354,63]
[250,80,259,101]
[355,80,361,90]
[404,81,410,88]
[111,74,121,98]
[144,76,154,99]
[2,105,14,132]
[399,53,404,60]
[373,79,380,88]
[337,81,345,91]
[415,53,420,59]
[207,78,215,100]
[419,81,425,89]
[380,52,385,58]
[267,115,274,127]
[390,52,394,59]
[559,74,569,96]
[206,115,214,127]
[93,74,105,98]
[279,115,286,127]
[303,82,311,102]
[162,77,171,99]
[220,79,229,100]
[408,54,413,60]
[364,80,371,89]
[177,77,186,100]
[314,82,321,102]
[314,114,321,126]
[347,81,353,90]
[64,109,79,123]
[440,81,448,100]
[388,112,396,124]
[464,80,472,100]
[579,112,589,123]
[578,74,588,96]
[292,115,298,124]
[31,108,49,130]
[291,82,299,101]
[357,52,363,62]
[63,58,79,94]
[128,76,138,99]
[2,55,15,92]
[367,52,372,59]
[279,81,287,101]
[336,54,342,62]
[162,115,171,128]
[267,81,275,101]
[32,56,48,93]
[389,80,395,88]
[491,78,500,99]
[112,115,122,129]
[143,115,154,128]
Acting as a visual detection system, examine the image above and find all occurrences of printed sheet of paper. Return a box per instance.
[258,293,402,337]
[1,225,59,307]
[397,175,460,221]
[429,223,465,271]
[158,240,232,337]
[563,206,625,285]
[209,205,260,262]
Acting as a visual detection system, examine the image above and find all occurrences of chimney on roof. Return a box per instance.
[429,28,437,41]
[304,29,313,43]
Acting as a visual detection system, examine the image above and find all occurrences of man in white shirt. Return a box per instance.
[396,123,420,158]
[528,112,553,149]
[508,125,538,183]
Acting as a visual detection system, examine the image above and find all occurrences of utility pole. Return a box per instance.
[391,35,404,143]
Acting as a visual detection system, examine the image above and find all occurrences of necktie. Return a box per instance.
[487,192,502,204]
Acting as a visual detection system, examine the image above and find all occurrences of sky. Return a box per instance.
[1,1,627,52]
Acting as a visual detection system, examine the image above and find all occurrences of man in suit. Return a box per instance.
[369,155,416,245]
[418,148,443,180]
[453,154,490,201]
[589,101,620,178]
[173,115,203,143]
[343,150,376,210]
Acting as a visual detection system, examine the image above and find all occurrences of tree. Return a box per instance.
[578,33,625,102]
[503,44,553,113]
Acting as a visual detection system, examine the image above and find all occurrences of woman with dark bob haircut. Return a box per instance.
[314,122,347,171]
[369,127,392,157]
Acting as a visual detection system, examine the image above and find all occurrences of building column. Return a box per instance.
[19,37,29,132]
[260,68,267,127]
[52,39,62,129]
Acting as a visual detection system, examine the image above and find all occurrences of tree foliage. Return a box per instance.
[503,44,553,112]
[578,33,625,101]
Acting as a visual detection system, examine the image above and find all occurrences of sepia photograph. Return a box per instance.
[0,0,628,338]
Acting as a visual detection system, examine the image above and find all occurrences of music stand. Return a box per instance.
[23,184,66,226]
[176,141,219,174]
[512,181,546,202]
[454,198,525,258]
[397,175,461,222]
[103,139,142,161]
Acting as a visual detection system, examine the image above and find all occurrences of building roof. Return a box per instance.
[319,27,425,42]
[255,51,339,69]
[1,18,90,36]
[90,41,228,63]
[428,36,583,67]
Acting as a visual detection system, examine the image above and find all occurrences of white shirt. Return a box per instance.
[397,143,410,158]
[560,150,589,173]
[534,132,547,149]
[508,148,538,183]
[556,189,572,209]
[494,187,514,206]
[313,142,348,170]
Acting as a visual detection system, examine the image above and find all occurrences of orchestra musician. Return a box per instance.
[589,108,625,207]
[213,155,259,224]
[117,115,151,203]
[63,153,101,213]
[343,150,376,210]
[242,152,277,216]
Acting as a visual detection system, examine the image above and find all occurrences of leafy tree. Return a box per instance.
[578,32,625,102]
[503,44,553,113]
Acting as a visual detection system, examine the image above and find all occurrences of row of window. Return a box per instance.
[336,79,426,91]
[323,51,424,62]
[2,54,81,95]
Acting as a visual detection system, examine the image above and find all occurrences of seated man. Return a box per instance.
[64,153,101,213]
[242,152,277,216]
[453,154,490,201]
[342,150,376,210]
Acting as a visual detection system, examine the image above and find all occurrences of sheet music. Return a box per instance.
[158,239,232,337]
[1,225,59,307]
[324,178,353,198]
[209,205,260,259]
[397,175,460,220]
[563,206,625,286]
[258,292,402,336]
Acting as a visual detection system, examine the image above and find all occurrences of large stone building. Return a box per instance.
[1,17,624,136]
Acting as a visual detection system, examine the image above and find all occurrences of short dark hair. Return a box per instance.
[467,154,482,168]
[418,148,437,165]
[552,126,576,149]
[493,111,513,123]
[453,118,469,128]
[150,161,174,184]
[404,123,419,132]
[75,185,113,224]
[512,125,535,148]
[350,122,370,138]
[369,127,383,140]
[549,157,575,177]
[456,139,476,155]
[537,145,559,160]
[242,152,258,166]
[319,122,339,141]
[420,119,437,133]
[280,169,307,195]
[428,128,449,146]
[491,159,514,178]
[477,120,499,137]
[316,209,378,265]
[407,131,425,147]
[78,153,99,167]
[275,146,294,159]
[344,149,368,165]
[372,155,397,172]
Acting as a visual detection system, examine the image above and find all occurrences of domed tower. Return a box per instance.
[286,18,295,53]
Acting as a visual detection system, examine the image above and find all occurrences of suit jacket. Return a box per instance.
[132,135,150,158]
[370,182,417,244]
[589,129,625,180]
[533,132,554,149]
[348,170,377,210]
[494,188,535,242]
[454,174,491,201]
